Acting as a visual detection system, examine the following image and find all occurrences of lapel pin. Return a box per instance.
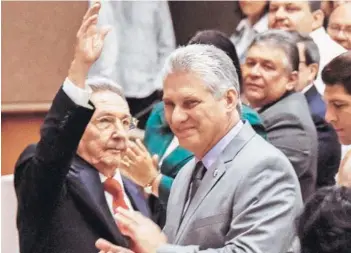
[213,169,219,177]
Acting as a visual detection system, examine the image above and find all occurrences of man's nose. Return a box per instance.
[325,106,337,123]
[111,120,128,140]
[249,64,261,77]
[171,106,188,124]
[275,7,288,20]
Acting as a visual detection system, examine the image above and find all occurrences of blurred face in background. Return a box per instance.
[269,1,324,34]
[327,3,351,50]
[324,84,351,145]
[333,0,351,9]
[239,0,268,21]
[242,43,297,108]
[296,43,319,91]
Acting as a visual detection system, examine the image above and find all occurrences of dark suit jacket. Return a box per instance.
[14,88,150,253]
[259,92,318,202]
[304,85,341,188]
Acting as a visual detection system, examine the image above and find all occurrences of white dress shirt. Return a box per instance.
[99,170,134,215]
[310,27,347,94]
[62,78,92,108]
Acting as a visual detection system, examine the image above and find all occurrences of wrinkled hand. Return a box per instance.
[120,139,159,187]
[74,1,110,65]
[115,207,167,253]
[68,0,111,88]
[96,238,134,253]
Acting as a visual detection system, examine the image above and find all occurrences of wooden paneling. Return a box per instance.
[1,114,45,175]
[1,1,88,110]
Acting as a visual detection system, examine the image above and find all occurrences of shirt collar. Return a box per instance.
[309,27,327,41]
[302,83,314,94]
[196,120,244,170]
[252,13,268,33]
[99,169,123,184]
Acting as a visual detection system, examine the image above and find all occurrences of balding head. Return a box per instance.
[327,3,351,50]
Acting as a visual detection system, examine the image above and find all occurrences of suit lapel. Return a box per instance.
[304,84,317,104]
[67,156,129,246]
[166,158,195,238]
[175,123,256,242]
[122,176,151,217]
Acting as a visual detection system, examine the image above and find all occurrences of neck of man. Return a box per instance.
[194,114,239,159]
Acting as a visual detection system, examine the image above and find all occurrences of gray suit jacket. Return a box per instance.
[259,92,318,202]
[158,122,303,253]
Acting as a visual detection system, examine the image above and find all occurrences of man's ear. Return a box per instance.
[308,63,319,81]
[224,88,238,111]
[286,71,298,91]
[311,9,325,30]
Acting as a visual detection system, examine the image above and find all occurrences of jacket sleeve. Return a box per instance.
[265,113,317,201]
[14,87,94,217]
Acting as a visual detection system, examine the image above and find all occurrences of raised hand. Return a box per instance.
[68,1,111,88]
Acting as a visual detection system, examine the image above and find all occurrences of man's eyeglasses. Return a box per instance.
[94,116,139,131]
[328,24,351,38]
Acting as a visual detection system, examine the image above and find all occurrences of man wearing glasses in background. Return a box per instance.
[327,3,351,50]
[13,3,150,253]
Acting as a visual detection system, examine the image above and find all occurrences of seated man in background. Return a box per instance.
[298,186,351,253]
[243,30,318,202]
[327,3,351,50]
[293,33,341,188]
[98,44,303,253]
[14,3,149,253]
[323,51,351,183]
[269,0,346,94]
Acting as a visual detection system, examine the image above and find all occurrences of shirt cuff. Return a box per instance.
[62,77,93,109]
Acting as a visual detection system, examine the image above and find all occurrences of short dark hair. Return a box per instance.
[250,29,300,72]
[322,51,351,95]
[308,1,322,12]
[188,29,243,91]
[299,186,351,253]
[291,32,320,66]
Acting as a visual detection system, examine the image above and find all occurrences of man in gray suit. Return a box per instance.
[242,30,318,202]
[96,45,303,253]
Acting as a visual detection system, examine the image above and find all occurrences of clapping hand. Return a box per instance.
[120,139,160,187]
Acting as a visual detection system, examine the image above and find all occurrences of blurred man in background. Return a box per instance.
[268,0,346,94]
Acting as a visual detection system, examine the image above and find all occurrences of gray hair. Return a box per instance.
[161,44,242,113]
[85,76,126,100]
[250,30,299,73]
